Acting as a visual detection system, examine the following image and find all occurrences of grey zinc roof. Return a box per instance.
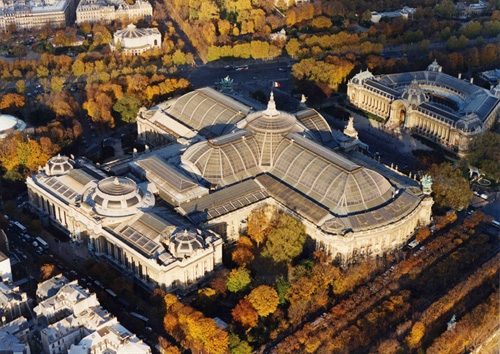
[111,212,174,257]
[136,156,198,192]
[181,179,268,223]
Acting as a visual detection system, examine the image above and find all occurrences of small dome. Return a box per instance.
[45,154,74,176]
[245,92,297,134]
[170,230,204,257]
[455,112,482,132]
[401,79,428,107]
[116,24,151,39]
[91,177,147,216]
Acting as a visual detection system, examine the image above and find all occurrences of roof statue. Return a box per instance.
[421,174,432,194]
[264,90,279,117]
[343,117,358,139]
[299,94,308,107]
[220,75,233,91]
[427,59,442,72]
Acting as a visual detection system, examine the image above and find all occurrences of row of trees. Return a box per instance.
[406,255,499,350]
[427,289,499,354]
[274,212,495,353]
[162,293,228,354]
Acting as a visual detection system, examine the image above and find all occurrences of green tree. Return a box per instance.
[113,93,142,123]
[226,267,251,293]
[263,213,306,265]
[429,163,473,210]
[15,80,26,94]
[435,0,455,19]
[228,333,252,354]
[275,276,291,304]
[467,132,500,181]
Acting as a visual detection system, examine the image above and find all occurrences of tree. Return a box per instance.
[226,267,251,293]
[51,76,64,92]
[113,93,142,123]
[416,227,431,243]
[115,39,122,53]
[15,80,26,94]
[246,205,276,246]
[467,132,500,181]
[232,236,254,267]
[263,213,306,265]
[232,298,258,328]
[0,94,25,112]
[72,60,85,76]
[406,321,425,349]
[429,163,473,210]
[40,264,57,280]
[228,333,252,354]
[361,10,372,23]
[247,285,279,317]
[435,0,455,19]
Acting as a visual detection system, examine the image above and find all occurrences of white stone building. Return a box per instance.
[110,24,161,55]
[36,274,70,301]
[37,277,150,354]
[347,61,500,153]
[0,282,28,323]
[69,322,151,354]
[75,0,152,25]
[27,154,223,293]
[0,0,78,30]
[0,115,26,140]
[135,88,433,263]
[34,281,100,326]
[0,251,12,282]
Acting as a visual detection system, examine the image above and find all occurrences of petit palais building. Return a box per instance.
[28,88,433,291]
[347,60,500,153]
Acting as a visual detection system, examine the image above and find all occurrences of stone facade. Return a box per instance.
[27,156,223,293]
[75,0,152,25]
[110,24,161,55]
[0,0,78,30]
[347,61,500,153]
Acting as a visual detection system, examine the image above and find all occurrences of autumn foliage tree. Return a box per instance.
[162,294,228,354]
[247,285,279,317]
[232,298,258,329]
[40,264,57,280]
[232,236,254,267]
[263,212,306,265]
[0,93,25,112]
[226,267,252,293]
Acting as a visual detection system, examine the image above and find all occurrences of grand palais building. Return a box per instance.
[28,88,433,291]
[348,60,500,152]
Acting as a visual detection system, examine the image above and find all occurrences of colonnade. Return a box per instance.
[137,119,173,147]
[411,114,451,143]
[355,91,391,118]
[28,188,69,229]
